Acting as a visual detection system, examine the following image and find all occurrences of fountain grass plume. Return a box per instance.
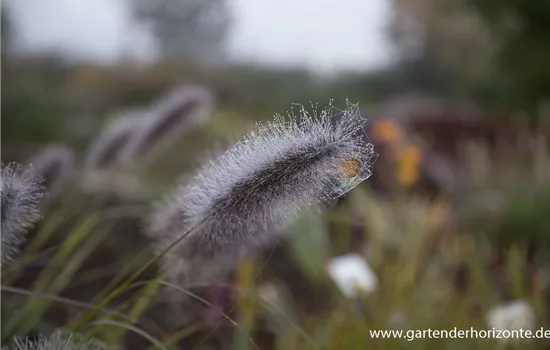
[1,162,46,266]
[28,145,75,198]
[149,101,376,282]
[120,85,214,165]
[84,110,148,170]
[3,329,105,350]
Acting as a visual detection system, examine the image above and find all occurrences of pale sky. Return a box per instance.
[6,0,394,73]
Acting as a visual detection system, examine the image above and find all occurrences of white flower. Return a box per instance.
[487,299,536,342]
[326,253,378,298]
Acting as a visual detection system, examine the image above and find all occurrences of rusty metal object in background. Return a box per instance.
[363,99,532,197]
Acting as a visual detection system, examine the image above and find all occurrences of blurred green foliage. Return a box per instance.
[466,0,550,116]
[466,188,550,252]
[1,85,66,143]
[498,190,550,247]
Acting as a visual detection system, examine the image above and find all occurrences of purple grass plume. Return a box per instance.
[28,145,75,199]
[3,329,106,350]
[84,110,148,171]
[1,162,46,266]
[120,85,214,165]
[81,111,148,197]
[149,102,376,283]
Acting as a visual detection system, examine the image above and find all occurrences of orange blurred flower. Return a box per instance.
[396,144,422,188]
[371,119,404,144]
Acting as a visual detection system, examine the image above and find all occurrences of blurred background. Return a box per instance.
[2,0,550,349]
